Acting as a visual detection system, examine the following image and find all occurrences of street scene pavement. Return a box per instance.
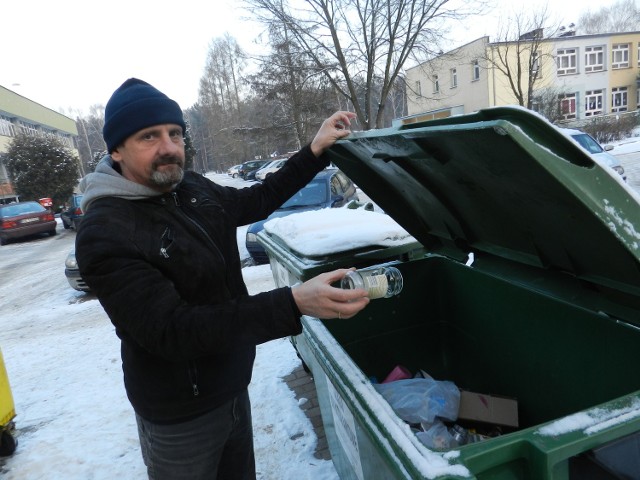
[616,150,640,193]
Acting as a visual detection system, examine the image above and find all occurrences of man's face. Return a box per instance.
[111,124,185,192]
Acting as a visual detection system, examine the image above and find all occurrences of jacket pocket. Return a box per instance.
[159,226,175,259]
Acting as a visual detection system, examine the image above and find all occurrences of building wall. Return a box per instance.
[406,37,490,117]
[404,30,640,124]
[0,85,79,202]
[486,40,556,107]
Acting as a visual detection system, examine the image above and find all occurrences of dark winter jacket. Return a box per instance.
[75,145,328,423]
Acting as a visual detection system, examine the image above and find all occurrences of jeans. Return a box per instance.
[135,390,256,480]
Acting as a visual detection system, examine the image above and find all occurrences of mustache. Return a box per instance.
[153,156,183,167]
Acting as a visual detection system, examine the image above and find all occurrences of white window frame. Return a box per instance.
[450,68,458,88]
[585,89,604,116]
[585,45,605,73]
[558,93,577,120]
[472,60,480,81]
[415,80,422,97]
[612,43,630,69]
[556,48,577,75]
[433,75,440,93]
[18,120,39,136]
[612,86,628,112]
[0,115,16,137]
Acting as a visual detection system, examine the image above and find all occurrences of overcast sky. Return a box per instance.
[1,0,614,117]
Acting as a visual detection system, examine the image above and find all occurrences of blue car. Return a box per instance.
[60,194,84,230]
[245,168,359,264]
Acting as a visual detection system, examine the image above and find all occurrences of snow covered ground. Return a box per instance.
[0,174,345,480]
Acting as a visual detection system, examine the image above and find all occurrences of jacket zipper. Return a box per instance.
[167,192,226,398]
[159,227,172,258]
[188,362,200,397]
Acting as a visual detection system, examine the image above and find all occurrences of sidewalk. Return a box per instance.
[283,363,331,461]
[616,151,640,192]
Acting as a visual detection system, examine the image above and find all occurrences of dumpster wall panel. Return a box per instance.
[300,255,640,478]
[326,258,640,430]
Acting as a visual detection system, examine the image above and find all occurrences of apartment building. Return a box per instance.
[403,30,640,125]
[0,85,78,203]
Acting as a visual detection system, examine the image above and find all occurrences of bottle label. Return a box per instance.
[363,274,388,299]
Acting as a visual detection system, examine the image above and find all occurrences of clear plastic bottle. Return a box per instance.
[340,265,403,299]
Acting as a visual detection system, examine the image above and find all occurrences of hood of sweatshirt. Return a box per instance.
[79,155,164,212]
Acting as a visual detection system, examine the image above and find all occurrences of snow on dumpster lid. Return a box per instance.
[263,208,417,257]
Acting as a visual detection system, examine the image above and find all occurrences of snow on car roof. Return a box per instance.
[263,207,417,256]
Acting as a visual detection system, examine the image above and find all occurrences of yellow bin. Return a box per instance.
[0,347,17,456]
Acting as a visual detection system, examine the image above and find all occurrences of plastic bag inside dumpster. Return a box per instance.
[374,377,460,425]
[264,107,640,479]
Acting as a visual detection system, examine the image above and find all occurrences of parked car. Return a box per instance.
[255,158,287,181]
[0,201,57,245]
[60,194,84,230]
[227,164,242,178]
[246,168,359,264]
[239,160,270,181]
[64,249,91,292]
[561,128,627,181]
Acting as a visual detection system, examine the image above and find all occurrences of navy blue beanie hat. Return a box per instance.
[103,78,186,153]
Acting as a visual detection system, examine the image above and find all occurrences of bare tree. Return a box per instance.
[531,86,573,124]
[75,105,106,175]
[249,22,335,149]
[483,6,558,109]
[578,0,640,34]
[194,35,249,170]
[244,0,478,130]
[199,34,246,114]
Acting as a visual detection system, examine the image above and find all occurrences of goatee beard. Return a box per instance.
[151,157,184,188]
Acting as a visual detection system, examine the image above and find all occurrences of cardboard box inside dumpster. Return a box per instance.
[458,389,519,428]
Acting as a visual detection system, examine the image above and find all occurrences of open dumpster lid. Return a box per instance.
[326,106,640,297]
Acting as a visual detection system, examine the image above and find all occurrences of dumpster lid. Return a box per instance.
[327,106,640,295]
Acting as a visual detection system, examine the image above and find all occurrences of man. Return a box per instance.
[76,78,369,479]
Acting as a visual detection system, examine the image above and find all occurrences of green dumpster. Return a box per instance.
[262,106,640,479]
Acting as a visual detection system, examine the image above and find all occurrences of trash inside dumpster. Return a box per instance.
[262,106,640,479]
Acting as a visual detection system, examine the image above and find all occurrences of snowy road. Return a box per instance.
[0,213,338,479]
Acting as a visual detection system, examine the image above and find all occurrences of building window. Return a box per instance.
[557,48,577,75]
[415,80,422,97]
[558,93,577,120]
[585,89,604,116]
[433,75,440,93]
[0,115,16,137]
[450,68,458,88]
[472,60,480,81]
[532,52,541,78]
[18,121,39,136]
[638,42,640,66]
[612,43,630,69]
[585,45,605,72]
[612,86,628,112]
